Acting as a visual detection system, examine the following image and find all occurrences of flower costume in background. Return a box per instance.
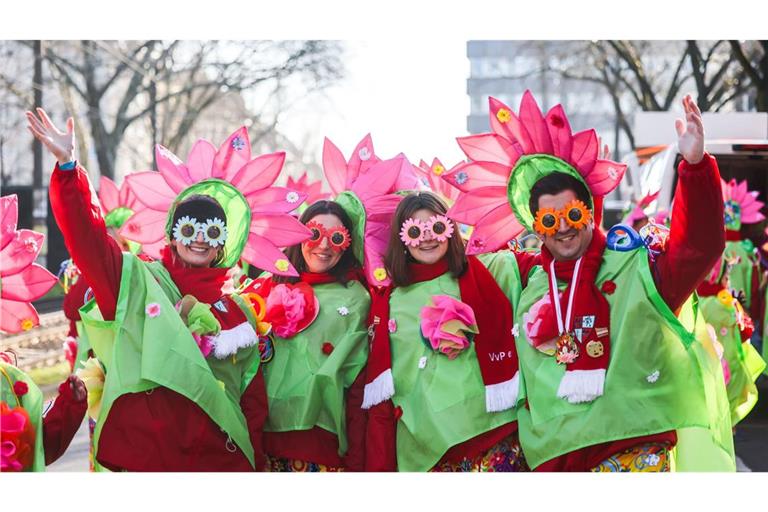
[285,172,331,215]
[414,158,461,205]
[0,194,57,333]
[49,127,310,471]
[0,198,85,471]
[451,90,734,471]
[696,179,766,424]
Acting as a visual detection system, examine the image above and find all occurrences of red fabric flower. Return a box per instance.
[322,342,334,355]
[393,406,403,421]
[600,280,616,295]
[13,381,28,397]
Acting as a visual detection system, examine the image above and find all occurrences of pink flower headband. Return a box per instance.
[399,215,454,247]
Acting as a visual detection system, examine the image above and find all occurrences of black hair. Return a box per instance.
[529,172,592,215]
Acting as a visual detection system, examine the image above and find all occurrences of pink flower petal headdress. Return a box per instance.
[0,195,58,333]
[122,127,311,276]
[322,134,421,286]
[445,90,627,254]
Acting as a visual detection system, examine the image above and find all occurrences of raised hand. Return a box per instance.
[675,94,705,165]
[25,108,76,164]
[67,374,87,402]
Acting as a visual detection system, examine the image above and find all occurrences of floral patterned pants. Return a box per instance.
[430,434,529,472]
[591,442,671,472]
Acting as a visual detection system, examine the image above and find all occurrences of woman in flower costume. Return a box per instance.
[28,108,311,471]
[243,200,369,471]
[696,180,766,425]
[450,91,734,471]
[361,191,538,472]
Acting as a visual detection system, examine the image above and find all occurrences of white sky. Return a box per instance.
[277,39,471,169]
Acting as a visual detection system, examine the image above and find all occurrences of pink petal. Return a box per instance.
[186,139,218,183]
[126,172,178,210]
[364,238,390,286]
[441,161,510,193]
[214,127,252,181]
[155,145,191,193]
[98,176,121,213]
[570,129,598,175]
[545,104,573,161]
[231,152,286,194]
[0,299,39,334]
[347,134,377,184]
[392,153,423,192]
[519,90,553,154]
[322,137,349,196]
[118,208,168,244]
[0,195,19,251]
[140,239,166,260]
[448,187,509,225]
[246,187,308,214]
[352,155,406,202]
[585,160,626,196]
[0,230,45,277]
[489,96,534,153]
[465,202,522,255]
[456,134,519,166]
[118,180,139,210]
[241,233,297,277]
[1,264,57,301]
[249,214,312,247]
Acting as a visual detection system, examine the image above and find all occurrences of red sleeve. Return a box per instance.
[654,154,725,313]
[42,379,87,465]
[240,367,268,471]
[342,369,367,471]
[363,399,398,471]
[514,251,541,289]
[49,163,123,320]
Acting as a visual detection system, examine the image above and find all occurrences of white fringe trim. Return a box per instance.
[556,369,606,404]
[485,372,520,412]
[361,369,395,410]
[211,322,258,359]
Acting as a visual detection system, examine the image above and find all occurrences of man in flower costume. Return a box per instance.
[449,91,734,471]
[697,179,766,424]
[28,107,310,471]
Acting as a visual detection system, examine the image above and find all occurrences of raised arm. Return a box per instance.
[27,109,123,320]
[653,95,725,313]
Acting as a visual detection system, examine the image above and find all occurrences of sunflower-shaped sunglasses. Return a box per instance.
[303,220,351,252]
[532,199,592,237]
[399,215,455,247]
[172,216,228,247]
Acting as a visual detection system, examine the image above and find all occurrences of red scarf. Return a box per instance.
[160,246,244,329]
[363,256,520,412]
[539,229,610,403]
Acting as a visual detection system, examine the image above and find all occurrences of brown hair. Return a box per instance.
[273,200,360,285]
[384,191,467,287]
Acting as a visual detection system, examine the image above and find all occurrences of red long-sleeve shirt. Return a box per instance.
[537,153,725,471]
[49,163,267,471]
[42,379,87,465]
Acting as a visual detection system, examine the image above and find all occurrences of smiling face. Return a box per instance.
[171,231,220,267]
[536,189,593,261]
[301,213,346,274]
[405,208,450,265]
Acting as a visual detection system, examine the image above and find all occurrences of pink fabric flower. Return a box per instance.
[145,303,161,318]
[522,292,560,352]
[388,318,397,333]
[266,284,309,338]
[420,295,478,359]
[193,333,215,358]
